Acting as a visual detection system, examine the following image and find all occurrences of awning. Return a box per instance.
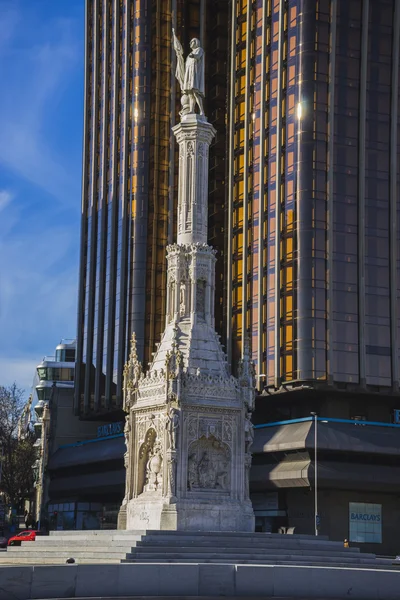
[251,454,311,490]
[48,468,125,496]
[48,435,125,471]
[250,457,400,492]
[253,421,311,453]
[253,420,400,457]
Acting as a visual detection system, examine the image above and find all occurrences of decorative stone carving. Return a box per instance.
[123,333,142,410]
[124,418,131,469]
[143,440,163,493]
[196,281,205,318]
[172,29,205,116]
[167,450,177,498]
[187,141,194,157]
[187,436,230,492]
[165,406,180,450]
[244,412,254,454]
[119,75,255,532]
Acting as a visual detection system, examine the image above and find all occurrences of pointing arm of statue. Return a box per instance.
[172,29,185,92]
[172,29,183,55]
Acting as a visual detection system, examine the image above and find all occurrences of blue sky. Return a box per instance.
[0,0,84,397]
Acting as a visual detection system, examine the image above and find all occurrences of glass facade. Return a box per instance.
[76,0,400,415]
[75,0,227,416]
[349,502,382,544]
[37,368,74,382]
[227,0,400,393]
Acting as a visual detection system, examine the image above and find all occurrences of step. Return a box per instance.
[44,534,143,542]
[33,537,142,545]
[136,539,360,553]
[126,551,383,565]
[122,557,398,570]
[8,546,134,555]
[132,544,364,559]
[0,557,122,565]
[143,530,329,541]
[1,551,129,559]
[139,535,350,551]
[48,529,145,536]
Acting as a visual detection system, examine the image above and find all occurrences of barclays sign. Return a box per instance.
[97,421,124,438]
[350,512,381,523]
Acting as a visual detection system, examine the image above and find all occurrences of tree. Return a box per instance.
[0,384,36,509]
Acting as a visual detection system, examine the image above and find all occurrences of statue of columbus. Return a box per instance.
[172,29,205,117]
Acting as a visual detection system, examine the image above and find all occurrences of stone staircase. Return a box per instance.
[0,529,397,569]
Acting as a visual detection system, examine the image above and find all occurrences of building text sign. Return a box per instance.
[349,502,382,544]
[97,422,123,438]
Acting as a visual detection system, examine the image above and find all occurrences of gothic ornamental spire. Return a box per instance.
[118,32,254,532]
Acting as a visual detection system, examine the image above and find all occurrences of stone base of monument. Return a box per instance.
[117,505,127,530]
[126,495,254,531]
[0,530,399,600]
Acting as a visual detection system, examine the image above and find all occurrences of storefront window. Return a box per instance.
[47,502,118,531]
[349,502,382,543]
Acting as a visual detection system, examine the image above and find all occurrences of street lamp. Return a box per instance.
[310,412,319,536]
[310,412,328,536]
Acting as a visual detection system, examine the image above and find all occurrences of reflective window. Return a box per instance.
[349,502,382,544]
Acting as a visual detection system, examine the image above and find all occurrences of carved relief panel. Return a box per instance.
[187,436,231,492]
[185,411,235,494]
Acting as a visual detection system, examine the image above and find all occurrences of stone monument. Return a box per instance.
[118,32,255,532]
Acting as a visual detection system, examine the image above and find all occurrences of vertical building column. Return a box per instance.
[94,0,111,411]
[257,0,267,386]
[117,0,132,402]
[205,275,211,325]
[358,0,369,387]
[175,265,180,321]
[168,0,177,245]
[241,1,252,359]
[105,0,120,407]
[200,0,206,49]
[296,0,315,382]
[148,0,163,357]
[390,0,400,389]
[226,0,237,365]
[326,0,337,384]
[191,262,197,328]
[74,0,91,415]
[130,0,151,364]
[165,272,171,326]
[84,0,100,412]
[274,0,284,387]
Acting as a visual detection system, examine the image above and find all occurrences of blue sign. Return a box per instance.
[97,422,123,438]
[350,512,381,523]
[394,409,400,424]
[316,514,321,526]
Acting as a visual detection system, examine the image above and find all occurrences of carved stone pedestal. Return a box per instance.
[124,391,254,531]
[119,113,255,533]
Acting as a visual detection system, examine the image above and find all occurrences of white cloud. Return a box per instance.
[0,189,13,212]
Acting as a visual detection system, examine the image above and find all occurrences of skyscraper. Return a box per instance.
[73,0,400,545]
[74,0,227,417]
[76,0,400,412]
[228,0,400,395]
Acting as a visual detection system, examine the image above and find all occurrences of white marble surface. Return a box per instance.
[121,115,255,533]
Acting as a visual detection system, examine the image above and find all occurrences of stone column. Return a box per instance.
[172,115,216,246]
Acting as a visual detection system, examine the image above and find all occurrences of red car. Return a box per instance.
[8,530,39,546]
